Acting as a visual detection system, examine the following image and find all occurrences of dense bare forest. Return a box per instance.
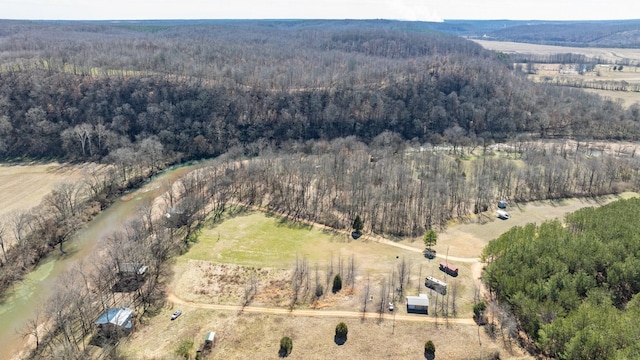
[213,138,640,237]
[1,20,640,164]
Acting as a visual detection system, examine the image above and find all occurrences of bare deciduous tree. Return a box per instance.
[242,270,258,309]
[362,275,371,319]
[396,257,410,297]
[377,279,388,320]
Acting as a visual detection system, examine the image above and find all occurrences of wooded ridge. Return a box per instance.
[1,20,640,164]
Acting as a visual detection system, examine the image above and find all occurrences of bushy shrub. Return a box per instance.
[424,340,435,355]
[335,322,348,338]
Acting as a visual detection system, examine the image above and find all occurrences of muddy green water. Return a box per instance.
[0,164,197,359]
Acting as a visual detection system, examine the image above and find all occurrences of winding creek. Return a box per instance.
[0,164,198,359]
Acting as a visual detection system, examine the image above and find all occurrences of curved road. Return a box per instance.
[167,293,476,325]
[370,236,480,263]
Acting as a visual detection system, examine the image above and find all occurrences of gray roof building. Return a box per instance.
[406,294,429,314]
[95,307,133,329]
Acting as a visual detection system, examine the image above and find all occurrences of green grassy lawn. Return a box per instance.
[183,212,424,272]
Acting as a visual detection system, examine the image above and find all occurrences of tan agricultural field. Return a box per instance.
[582,88,640,107]
[0,163,93,217]
[473,40,640,63]
[526,64,640,108]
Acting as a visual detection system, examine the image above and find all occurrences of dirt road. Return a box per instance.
[166,292,476,325]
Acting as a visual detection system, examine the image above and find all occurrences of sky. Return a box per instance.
[1,0,639,21]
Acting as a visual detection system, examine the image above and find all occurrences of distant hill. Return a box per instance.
[427,19,640,48]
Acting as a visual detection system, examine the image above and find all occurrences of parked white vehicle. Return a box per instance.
[497,209,510,219]
[171,309,182,320]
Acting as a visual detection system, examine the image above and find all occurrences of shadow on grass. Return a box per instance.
[334,335,347,346]
[278,348,291,358]
[277,217,313,230]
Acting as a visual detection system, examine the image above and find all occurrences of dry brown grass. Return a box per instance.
[123,309,510,360]
[582,88,640,108]
[0,163,92,217]
[472,40,640,63]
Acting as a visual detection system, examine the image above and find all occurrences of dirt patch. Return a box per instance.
[173,260,295,306]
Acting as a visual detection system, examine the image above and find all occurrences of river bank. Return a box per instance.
[0,163,199,359]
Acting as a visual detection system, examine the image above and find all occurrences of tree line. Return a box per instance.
[536,75,640,93]
[486,20,640,48]
[205,136,640,237]
[0,147,173,300]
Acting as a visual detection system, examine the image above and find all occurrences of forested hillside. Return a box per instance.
[486,20,640,48]
[482,198,640,359]
[1,20,640,163]
[428,19,640,48]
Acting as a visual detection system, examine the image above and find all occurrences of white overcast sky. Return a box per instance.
[1,0,639,21]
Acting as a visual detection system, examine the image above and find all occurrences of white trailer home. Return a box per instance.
[425,276,447,295]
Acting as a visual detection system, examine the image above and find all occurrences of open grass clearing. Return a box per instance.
[175,211,437,309]
[185,212,423,271]
[124,193,639,359]
[389,192,640,259]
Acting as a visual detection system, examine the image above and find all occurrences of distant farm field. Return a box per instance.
[473,40,640,63]
[473,40,640,107]
[582,88,640,107]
